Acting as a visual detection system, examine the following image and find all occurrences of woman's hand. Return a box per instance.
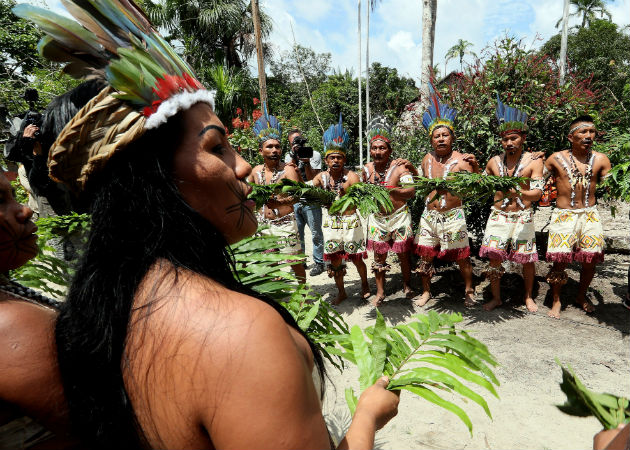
[354,376,400,430]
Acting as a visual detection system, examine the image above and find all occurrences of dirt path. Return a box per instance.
[301,206,630,449]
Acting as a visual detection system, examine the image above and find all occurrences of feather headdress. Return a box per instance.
[367,115,392,145]
[13,0,215,192]
[323,114,350,157]
[253,103,282,143]
[495,94,528,136]
[422,83,457,136]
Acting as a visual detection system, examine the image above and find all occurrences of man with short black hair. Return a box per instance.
[544,115,611,318]
[285,128,325,276]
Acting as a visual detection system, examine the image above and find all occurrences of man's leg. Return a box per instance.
[483,259,504,311]
[575,262,596,312]
[350,257,371,300]
[522,262,538,312]
[305,205,325,275]
[294,203,307,256]
[371,252,390,306]
[396,251,414,298]
[415,257,435,307]
[547,262,568,318]
[457,258,475,307]
[327,256,347,305]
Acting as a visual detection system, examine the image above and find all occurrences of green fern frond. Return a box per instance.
[329,183,394,216]
[338,310,500,434]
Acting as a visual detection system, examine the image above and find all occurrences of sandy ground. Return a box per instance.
[299,203,630,450]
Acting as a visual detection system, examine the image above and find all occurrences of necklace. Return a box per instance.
[427,153,458,208]
[557,151,596,207]
[327,170,347,196]
[260,164,280,185]
[0,274,60,310]
[372,160,390,185]
[498,152,526,209]
[435,150,453,164]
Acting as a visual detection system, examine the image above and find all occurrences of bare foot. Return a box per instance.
[575,296,595,313]
[333,291,348,305]
[404,285,415,299]
[371,294,385,307]
[525,297,538,313]
[482,297,502,311]
[464,290,476,307]
[414,291,431,308]
[361,283,372,300]
[547,300,561,319]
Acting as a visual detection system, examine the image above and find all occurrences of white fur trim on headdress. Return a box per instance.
[144,89,217,130]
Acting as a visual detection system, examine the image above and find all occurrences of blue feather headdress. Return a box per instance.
[253,103,282,143]
[495,94,528,135]
[422,83,458,136]
[323,114,350,157]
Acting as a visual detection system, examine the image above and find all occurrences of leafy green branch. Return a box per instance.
[328,183,394,216]
[556,361,630,430]
[230,229,349,369]
[249,179,336,209]
[331,310,500,435]
[405,172,530,205]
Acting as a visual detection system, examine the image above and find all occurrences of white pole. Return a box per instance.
[358,0,363,168]
[366,2,371,163]
[559,0,570,86]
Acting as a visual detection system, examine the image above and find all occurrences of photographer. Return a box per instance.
[284,128,325,276]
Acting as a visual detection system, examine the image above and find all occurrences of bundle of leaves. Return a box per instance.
[557,361,630,430]
[248,178,336,209]
[11,212,91,297]
[328,182,394,216]
[407,172,529,205]
[230,229,349,369]
[331,310,500,435]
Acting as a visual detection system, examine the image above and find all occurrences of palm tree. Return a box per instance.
[139,0,272,71]
[555,0,612,28]
[420,0,437,106]
[445,39,476,72]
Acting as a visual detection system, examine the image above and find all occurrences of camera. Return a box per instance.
[291,135,314,159]
[23,88,42,138]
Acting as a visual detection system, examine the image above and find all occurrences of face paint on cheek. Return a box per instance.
[225,181,257,230]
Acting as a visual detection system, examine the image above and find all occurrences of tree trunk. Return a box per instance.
[559,0,570,85]
[366,3,371,162]
[420,0,437,106]
[251,0,267,105]
[358,0,363,168]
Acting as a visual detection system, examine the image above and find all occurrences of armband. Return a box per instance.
[530,178,544,191]
[400,173,414,184]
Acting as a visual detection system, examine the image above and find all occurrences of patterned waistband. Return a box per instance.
[422,207,465,221]
[553,205,598,214]
[373,204,409,219]
[490,207,533,218]
[259,212,296,226]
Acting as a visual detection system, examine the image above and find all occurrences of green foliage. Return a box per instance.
[396,36,610,169]
[230,230,349,369]
[554,0,612,29]
[334,310,499,434]
[594,128,630,212]
[203,63,255,125]
[556,361,630,430]
[10,178,28,205]
[329,183,394,216]
[445,39,477,71]
[409,172,529,205]
[139,0,271,71]
[11,213,91,297]
[248,179,336,209]
[541,19,630,120]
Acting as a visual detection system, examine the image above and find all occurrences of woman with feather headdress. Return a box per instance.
[13,1,399,448]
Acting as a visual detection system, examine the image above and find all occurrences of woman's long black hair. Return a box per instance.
[55,112,325,449]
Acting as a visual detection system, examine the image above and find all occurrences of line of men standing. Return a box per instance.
[248,93,611,319]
